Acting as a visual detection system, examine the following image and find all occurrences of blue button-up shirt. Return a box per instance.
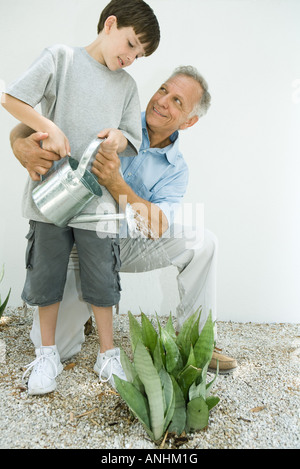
[120,112,189,226]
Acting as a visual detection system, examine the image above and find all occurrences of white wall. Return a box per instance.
[0,0,299,323]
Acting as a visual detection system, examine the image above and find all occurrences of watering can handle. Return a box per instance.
[75,138,104,180]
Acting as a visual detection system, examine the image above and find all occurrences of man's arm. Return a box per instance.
[10,123,61,181]
[92,148,169,238]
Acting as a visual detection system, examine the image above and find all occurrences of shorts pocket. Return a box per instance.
[25,221,36,270]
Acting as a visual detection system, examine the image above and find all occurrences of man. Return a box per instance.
[10,66,236,372]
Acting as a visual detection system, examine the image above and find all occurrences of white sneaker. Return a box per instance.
[23,345,63,395]
[94,347,127,389]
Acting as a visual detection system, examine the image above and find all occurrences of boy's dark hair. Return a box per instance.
[97,0,160,56]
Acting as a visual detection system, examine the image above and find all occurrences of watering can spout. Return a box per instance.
[69,212,127,224]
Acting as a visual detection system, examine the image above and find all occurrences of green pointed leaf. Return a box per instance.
[206,360,219,396]
[190,308,202,345]
[119,348,135,383]
[114,375,154,440]
[164,313,177,341]
[177,364,202,400]
[206,395,220,411]
[0,288,11,318]
[188,362,209,400]
[159,368,175,431]
[155,312,162,335]
[160,328,183,375]
[119,348,144,393]
[128,311,142,352]
[188,382,199,401]
[176,309,201,363]
[164,390,175,433]
[193,311,214,369]
[185,344,197,368]
[152,336,164,371]
[168,376,186,435]
[186,396,209,432]
[141,313,158,356]
[0,265,4,284]
[134,341,165,441]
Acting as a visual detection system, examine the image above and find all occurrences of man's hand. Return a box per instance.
[12,130,61,181]
[91,144,169,238]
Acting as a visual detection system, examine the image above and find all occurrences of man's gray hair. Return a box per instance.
[170,65,211,118]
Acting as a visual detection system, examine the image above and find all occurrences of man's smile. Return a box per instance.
[153,106,166,117]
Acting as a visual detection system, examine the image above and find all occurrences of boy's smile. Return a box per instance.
[106,21,146,70]
[86,16,147,71]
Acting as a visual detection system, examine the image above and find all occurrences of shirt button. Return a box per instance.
[128,172,132,176]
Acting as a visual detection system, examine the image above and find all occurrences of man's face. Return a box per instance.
[146,74,203,136]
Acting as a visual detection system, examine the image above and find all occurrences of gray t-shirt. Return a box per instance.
[6,44,142,233]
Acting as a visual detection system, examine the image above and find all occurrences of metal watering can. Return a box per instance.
[32,137,127,228]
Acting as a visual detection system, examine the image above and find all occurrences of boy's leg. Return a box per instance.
[73,229,121,310]
[30,248,91,360]
[39,302,60,346]
[23,221,74,346]
[21,221,74,394]
[92,305,113,353]
[92,304,126,388]
[74,229,124,387]
[22,221,74,309]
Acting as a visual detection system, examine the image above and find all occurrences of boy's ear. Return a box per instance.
[104,15,118,33]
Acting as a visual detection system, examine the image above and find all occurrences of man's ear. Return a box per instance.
[179,115,199,131]
[104,15,117,33]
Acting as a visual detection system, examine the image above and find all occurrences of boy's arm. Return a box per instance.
[1,93,70,158]
[97,128,128,154]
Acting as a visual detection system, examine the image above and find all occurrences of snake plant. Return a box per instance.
[0,265,11,319]
[114,309,219,442]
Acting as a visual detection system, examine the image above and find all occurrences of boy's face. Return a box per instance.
[101,16,147,70]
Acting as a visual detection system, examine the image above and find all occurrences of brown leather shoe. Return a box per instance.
[209,349,237,373]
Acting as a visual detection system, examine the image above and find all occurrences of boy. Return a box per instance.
[1,0,160,394]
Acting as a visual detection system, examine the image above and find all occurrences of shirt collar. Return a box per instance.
[141,111,180,166]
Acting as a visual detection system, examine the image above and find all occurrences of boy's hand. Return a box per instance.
[42,123,71,158]
[92,144,122,190]
[97,128,128,154]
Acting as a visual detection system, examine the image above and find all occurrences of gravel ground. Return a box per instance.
[0,306,299,450]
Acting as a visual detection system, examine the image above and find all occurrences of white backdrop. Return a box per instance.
[0,0,299,323]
